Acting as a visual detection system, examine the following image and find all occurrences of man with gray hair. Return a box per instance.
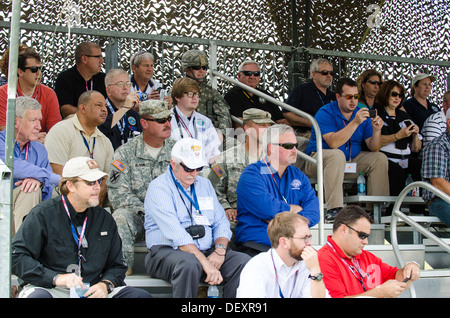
[284,58,335,139]
[235,124,320,256]
[129,50,172,107]
[224,59,289,128]
[0,96,60,234]
[107,99,175,275]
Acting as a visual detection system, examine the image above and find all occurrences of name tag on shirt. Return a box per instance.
[193,213,211,226]
[344,162,357,173]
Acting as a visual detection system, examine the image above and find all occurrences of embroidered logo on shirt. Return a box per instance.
[112,159,126,171]
[291,179,302,190]
[211,164,225,178]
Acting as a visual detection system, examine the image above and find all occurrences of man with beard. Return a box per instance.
[235,124,320,256]
[12,157,152,298]
[236,211,328,298]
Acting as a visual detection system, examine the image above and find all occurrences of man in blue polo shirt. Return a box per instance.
[304,78,389,223]
[235,124,320,256]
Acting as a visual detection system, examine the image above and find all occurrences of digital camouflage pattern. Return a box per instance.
[107,135,175,270]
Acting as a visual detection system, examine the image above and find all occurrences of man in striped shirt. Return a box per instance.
[421,90,450,147]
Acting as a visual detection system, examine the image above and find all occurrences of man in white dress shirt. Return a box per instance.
[170,77,221,165]
[236,211,329,298]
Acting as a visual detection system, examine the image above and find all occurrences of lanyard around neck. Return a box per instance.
[270,249,298,298]
[169,165,200,213]
[80,131,96,159]
[174,107,197,139]
[263,157,288,204]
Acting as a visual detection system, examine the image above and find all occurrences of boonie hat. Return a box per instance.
[411,73,436,87]
[171,138,208,169]
[139,100,173,119]
[62,157,108,181]
[243,108,275,124]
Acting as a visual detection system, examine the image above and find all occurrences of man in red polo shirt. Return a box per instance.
[318,206,421,298]
[0,49,61,139]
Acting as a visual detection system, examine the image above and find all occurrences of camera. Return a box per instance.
[368,109,376,118]
[185,225,205,239]
[404,119,413,127]
[137,92,148,101]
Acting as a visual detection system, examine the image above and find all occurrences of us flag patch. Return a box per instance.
[112,159,126,171]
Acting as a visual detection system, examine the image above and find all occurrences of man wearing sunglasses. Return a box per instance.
[235,124,320,256]
[0,49,61,137]
[144,137,251,297]
[318,206,420,298]
[55,41,107,118]
[12,156,152,298]
[304,78,389,223]
[98,69,142,150]
[284,58,335,139]
[224,60,289,129]
[181,49,232,135]
[0,97,60,235]
[107,99,175,275]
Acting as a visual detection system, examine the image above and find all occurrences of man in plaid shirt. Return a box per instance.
[421,109,450,227]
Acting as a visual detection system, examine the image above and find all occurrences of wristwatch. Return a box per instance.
[215,244,227,250]
[101,280,114,293]
[309,273,323,281]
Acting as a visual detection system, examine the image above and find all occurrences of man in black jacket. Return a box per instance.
[12,156,151,298]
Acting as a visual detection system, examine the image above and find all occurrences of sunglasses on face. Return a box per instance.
[317,70,334,76]
[180,162,204,173]
[240,70,261,77]
[191,65,208,71]
[342,94,360,100]
[84,54,103,59]
[345,224,370,240]
[366,79,382,86]
[390,91,405,98]
[141,116,172,124]
[272,142,298,150]
[76,178,103,186]
[23,66,44,73]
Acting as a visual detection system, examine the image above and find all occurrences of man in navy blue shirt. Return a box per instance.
[236,124,319,256]
[304,78,389,223]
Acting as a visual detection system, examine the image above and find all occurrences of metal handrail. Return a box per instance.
[390,181,450,298]
[212,70,325,244]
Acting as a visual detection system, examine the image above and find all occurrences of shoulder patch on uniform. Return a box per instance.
[211,164,225,178]
[112,159,126,171]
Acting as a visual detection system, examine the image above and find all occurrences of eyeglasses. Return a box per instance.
[316,70,334,76]
[390,91,405,98]
[23,66,44,73]
[272,142,298,150]
[345,224,370,240]
[240,70,261,77]
[141,116,172,124]
[292,235,312,244]
[180,162,204,173]
[184,92,200,98]
[366,79,382,86]
[191,65,208,71]
[109,81,132,88]
[84,54,103,59]
[342,94,360,100]
[75,178,103,186]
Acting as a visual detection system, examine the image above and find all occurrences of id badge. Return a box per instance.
[344,162,357,173]
[193,212,210,226]
[398,158,409,169]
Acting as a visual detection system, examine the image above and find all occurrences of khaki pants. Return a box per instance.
[12,186,41,235]
[304,149,389,210]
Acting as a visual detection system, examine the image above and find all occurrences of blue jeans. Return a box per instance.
[429,197,450,227]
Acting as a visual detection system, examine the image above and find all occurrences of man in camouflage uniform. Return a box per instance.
[107,99,175,275]
[181,49,232,138]
[208,108,274,225]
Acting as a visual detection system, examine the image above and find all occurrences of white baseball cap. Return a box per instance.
[171,138,208,169]
[62,157,109,181]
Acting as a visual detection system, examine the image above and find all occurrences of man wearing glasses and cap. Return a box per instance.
[235,124,320,256]
[304,78,389,223]
[318,206,420,298]
[224,59,289,128]
[0,49,61,137]
[12,157,152,298]
[107,99,175,275]
[144,137,251,298]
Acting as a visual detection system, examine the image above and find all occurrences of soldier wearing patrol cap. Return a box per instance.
[181,49,232,135]
[107,99,175,275]
[208,108,274,226]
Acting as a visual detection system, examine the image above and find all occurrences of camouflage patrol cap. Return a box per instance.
[242,108,275,124]
[139,100,173,119]
[181,49,208,70]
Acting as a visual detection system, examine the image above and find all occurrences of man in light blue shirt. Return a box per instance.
[0,96,60,234]
[144,137,250,298]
